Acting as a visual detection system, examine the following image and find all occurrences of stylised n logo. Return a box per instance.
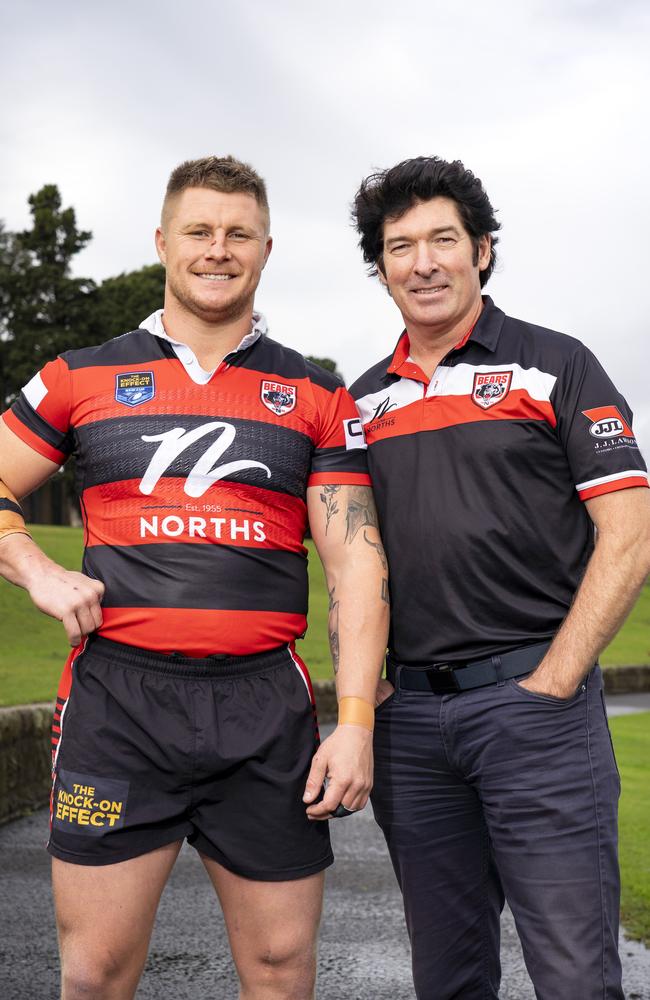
[371,397,398,421]
[140,422,271,497]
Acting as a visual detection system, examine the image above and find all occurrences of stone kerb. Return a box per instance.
[1,666,648,826]
[0,703,53,826]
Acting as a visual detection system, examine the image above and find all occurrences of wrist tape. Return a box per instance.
[338,696,375,732]
[0,485,31,541]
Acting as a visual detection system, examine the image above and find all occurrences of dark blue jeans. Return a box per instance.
[371,666,623,999]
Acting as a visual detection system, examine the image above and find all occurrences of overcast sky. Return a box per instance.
[2,0,649,454]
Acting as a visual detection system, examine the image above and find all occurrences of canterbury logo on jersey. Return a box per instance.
[140,422,272,497]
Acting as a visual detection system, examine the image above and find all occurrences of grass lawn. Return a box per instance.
[1,525,649,705]
[610,713,650,944]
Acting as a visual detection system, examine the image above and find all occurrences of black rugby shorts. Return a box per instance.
[48,636,333,879]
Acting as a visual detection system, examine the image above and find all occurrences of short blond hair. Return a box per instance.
[161,155,270,230]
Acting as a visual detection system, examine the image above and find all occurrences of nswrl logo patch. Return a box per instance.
[53,769,129,837]
[115,371,155,407]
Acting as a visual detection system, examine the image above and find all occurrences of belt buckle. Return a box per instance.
[430,663,461,693]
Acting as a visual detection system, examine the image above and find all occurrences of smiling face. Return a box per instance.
[380,196,490,341]
[155,187,272,325]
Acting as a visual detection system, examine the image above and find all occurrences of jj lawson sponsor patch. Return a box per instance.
[53,769,129,836]
[582,406,635,442]
[471,370,512,409]
[115,371,155,407]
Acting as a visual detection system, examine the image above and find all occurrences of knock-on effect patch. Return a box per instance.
[52,769,129,836]
[260,380,297,416]
[472,370,512,409]
[115,371,155,407]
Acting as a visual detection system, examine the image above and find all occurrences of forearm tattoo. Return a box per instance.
[363,529,387,570]
[328,585,340,673]
[320,485,341,535]
[345,487,379,545]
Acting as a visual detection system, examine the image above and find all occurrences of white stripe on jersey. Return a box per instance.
[426,363,557,401]
[576,470,649,492]
[22,372,48,410]
[287,644,312,697]
[355,362,558,425]
[355,379,423,426]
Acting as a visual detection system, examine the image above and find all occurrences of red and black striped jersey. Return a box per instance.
[350,296,648,666]
[3,321,369,656]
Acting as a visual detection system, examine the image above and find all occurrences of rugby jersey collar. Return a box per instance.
[139,309,268,385]
[385,296,506,381]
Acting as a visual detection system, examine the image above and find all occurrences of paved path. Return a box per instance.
[1,714,649,999]
[607,692,650,716]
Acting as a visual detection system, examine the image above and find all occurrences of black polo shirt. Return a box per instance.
[350,297,648,666]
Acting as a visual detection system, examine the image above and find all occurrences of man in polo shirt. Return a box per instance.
[350,155,650,1000]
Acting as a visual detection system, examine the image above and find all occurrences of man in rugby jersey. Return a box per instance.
[0,156,389,1000]
[349,156,650,1000]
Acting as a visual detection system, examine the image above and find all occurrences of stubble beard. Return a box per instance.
[167,273,254,326]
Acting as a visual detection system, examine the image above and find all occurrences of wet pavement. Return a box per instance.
[1,716,649,999]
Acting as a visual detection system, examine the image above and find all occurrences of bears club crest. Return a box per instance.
[260,380,297,416]
[471,370,512,410]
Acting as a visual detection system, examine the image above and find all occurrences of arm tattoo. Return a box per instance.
[328,585,340,673]
[363,529,387,571]
[345,487,379,545]
[320,485,341,535]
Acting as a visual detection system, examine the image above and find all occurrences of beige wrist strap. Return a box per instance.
[338,696,375,732]
[0,485,31,542]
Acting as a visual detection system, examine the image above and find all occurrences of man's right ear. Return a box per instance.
[154,227,167,266]
[377,259,392,296]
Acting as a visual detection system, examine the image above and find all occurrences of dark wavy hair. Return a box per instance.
[352,156,500,287]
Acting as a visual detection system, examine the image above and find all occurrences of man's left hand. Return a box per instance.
[303,724,373,820]
[516,672,578,700]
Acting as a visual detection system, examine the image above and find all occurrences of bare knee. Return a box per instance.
[241,934,316,999]
[61,950,136,1000]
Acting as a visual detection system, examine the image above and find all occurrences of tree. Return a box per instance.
[0,185,95,406]
[306,356,344,384]
[92,264,166,340]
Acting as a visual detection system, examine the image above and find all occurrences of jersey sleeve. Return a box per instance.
[308,383,371,487]
[2,357,74,464]
[551,343,648,501]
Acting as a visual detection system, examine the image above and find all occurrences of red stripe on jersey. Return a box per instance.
[97,608,308,657]
[307,472,372,487]
[22,357,72,431]
[67,363,356,445]
[82,479,309,553]
[69,362,316,433]
[578,476,649,501]
[2,410,66,464]
[364,389,555,444]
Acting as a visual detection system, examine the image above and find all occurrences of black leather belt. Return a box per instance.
[386,641,552,694]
